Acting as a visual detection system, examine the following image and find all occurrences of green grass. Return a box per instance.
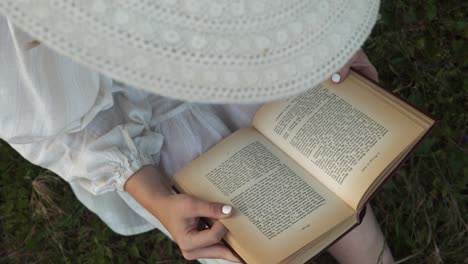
[1,1,467,263]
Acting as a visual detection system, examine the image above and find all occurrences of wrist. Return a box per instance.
[124,165,174,212]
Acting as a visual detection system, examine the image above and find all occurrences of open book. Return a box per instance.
[174,72,435,264]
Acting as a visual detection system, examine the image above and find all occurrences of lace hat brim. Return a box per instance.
[0,0,380,103]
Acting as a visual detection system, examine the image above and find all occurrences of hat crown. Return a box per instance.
[0,0,380,102]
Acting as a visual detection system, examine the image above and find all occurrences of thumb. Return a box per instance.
[330,49,364,84]
[191,198,233,219]
[331,63,352,84]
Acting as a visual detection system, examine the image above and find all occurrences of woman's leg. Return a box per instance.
[327,204,394,264]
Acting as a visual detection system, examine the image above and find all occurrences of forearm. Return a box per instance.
[123,165,173,215]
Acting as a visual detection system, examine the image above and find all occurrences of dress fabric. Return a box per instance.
[0,16,260,263]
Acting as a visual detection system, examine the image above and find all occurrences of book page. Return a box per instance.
[253,72,427,209]
[174,128,354,264]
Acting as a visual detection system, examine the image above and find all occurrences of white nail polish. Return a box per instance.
[331,73,341,83]
[222,205,232,214]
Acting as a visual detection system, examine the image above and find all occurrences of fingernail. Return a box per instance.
[331,73,341,83]
[222,205,232,214]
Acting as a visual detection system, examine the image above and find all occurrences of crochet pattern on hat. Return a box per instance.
[0,0,380,103]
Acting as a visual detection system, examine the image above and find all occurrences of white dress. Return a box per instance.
[0,16,261,262]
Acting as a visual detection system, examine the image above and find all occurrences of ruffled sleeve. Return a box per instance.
[11,85,164,195]
[1,15,163,195]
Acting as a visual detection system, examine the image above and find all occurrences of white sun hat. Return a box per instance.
[0,0,380,103]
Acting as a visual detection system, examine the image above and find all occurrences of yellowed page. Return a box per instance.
[358,137,419,209]
[350,73,434,129]
[253,72,427,209]
[174,128,354,264]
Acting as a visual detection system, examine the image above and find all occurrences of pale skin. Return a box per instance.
[124,50,395,264]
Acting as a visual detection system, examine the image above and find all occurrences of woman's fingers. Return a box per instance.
[331,52,357,83]
[349,56,379,82]
[331,62,352,83]
[158,194,239,261]
[180,221,228,251]
[181,243,242,263]
[330,50,379,84]
[183,196,233,219]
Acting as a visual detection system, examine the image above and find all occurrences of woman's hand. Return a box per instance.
[124,165,241,262]
[330,50,379,83]
[154,193,240,262]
